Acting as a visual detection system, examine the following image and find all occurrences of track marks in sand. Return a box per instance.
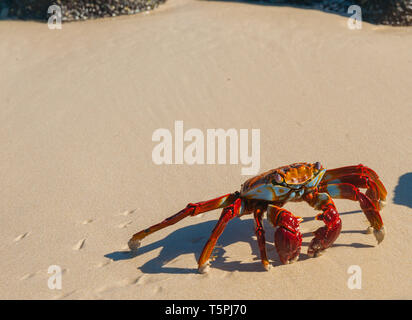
[14,232,30,242]
[118,275,147,287]
[20,268,67,282]
[153,286,164,294]
[20,272,38,280]
[73,218,94,251]
[96,260,111,268]
[115,209,137,229]
[93,274,174,297]
[119,277,141,286]
[94,275,148,295]
[81,219,94,225]
[73,238,86,250]
[91,207,148,297]
[117,221,132,229]
[113,208,138,231]
[118,209,137,217]
[53,290,77,300]
[136,275,147,285]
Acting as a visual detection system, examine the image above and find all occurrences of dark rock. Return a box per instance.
[1,0,411,26]
[2,0,165,22]
[356,0,412,26]
[266,0,412,25]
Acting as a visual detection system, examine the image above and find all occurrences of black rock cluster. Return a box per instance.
[269,0,412,26]
[2,0,165,21]
[1,0,411,25]
[356,0,412,26]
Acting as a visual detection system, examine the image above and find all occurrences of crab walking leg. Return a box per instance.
[320,183,385,243]
[267,205,302,264]
[323,164,381,182]
[253,209,270,270]
[320,174,383,210]
[128,192,239,251]
[304,193,342,257]
[322,165,387,205]
[197,198,242,273]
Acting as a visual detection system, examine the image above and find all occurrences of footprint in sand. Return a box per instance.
[95,276,143,295]
[135,274,147,285]
[14,232,30,242]
[153,286,164,294]
[94,285,113,295]
[73,239,86,250]
[20,272,38,280]
[20,268,67,281]
[96,261,111,268]
[118,277,141,286]
[118,209,137,217]
[53,290,77,300]
[117,221,132,229]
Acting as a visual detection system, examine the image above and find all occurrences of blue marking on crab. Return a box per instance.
[286,191,296,201]
[322,178,342,185]
[242,169,327,202]
[324,184,341,197]
[242,184,291,201]
[273,185,291,198]
[296,188,305,198]
[306,169,327,188]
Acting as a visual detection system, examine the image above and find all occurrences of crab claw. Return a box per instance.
[267,206,303,265]
[307,221,342,258]
[275,227,302,264]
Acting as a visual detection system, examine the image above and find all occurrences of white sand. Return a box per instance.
[0,0,411,299]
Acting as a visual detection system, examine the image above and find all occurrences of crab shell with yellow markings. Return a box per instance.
[240,162,326,203]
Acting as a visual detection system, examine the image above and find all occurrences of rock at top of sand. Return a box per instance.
[3,0,166,21]
[2,0,412,25]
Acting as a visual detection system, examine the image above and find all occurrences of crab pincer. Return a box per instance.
[267,205,303,264]
[307,205,342,257]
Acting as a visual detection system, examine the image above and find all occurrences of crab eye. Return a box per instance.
[273,172,283,184]
[314,162,322,170]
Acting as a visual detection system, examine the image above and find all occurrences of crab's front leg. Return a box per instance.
[197,198,242,273]
[253,209,270,270]
[304,192,342,257]
[267,205,302,264]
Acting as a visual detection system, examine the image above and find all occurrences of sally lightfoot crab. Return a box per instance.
[128,162,387,273]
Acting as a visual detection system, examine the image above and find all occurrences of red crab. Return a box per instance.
[128,162,387,273]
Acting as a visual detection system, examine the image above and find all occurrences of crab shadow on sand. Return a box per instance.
[393,172,412,209]
[105,209,375,274]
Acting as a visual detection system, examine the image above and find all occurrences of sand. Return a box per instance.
[0,0,411,300]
